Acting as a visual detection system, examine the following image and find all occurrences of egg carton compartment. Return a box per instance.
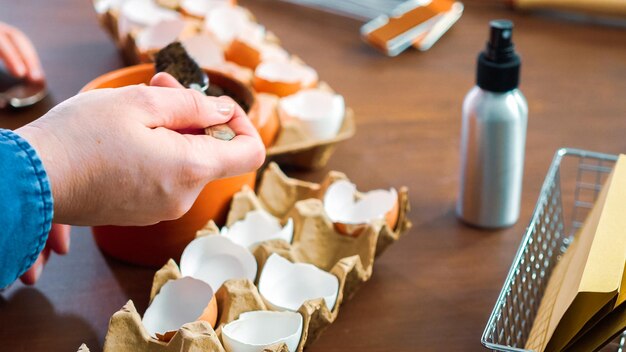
[97,162,411,352]
[92,0,355,170]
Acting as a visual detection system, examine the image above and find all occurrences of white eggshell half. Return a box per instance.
[142,277,214,338]
[94,0,126,13]
[180,235,257,290]
[255,60,318,86]
[118,0,180,37]
[279,89,345,140]
[323,180,398,225]
[237,37,289,63]
[135,19,186,52]
[204,5,265,44]
[259,254,339,312]
[258,43,289,63]
[181,0,229,17]
[221,210,294,250]
[182,33,225,68]
[222,311,303,352]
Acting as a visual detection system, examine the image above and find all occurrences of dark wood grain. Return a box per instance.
[1,1,625,351]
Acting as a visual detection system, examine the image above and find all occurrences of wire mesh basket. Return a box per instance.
[481,148,623,352]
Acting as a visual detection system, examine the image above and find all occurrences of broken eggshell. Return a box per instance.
[181,0,234,18]
[323,179,399,236]
[135,18,187,53]
[94,0,126,14]
[249,92,280,147]
[222,310,303,352]
[220,209,294,250]
[259,254,339,312]
[181,33,225,69]
[279,88,345,140]
[253,60,318,97]
[118,0,181,38]
[180,235,257,290]
[225,37,289,69]
[203,5,264,45]
[142,277,218,341]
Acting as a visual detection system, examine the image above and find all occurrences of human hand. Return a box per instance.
[19,224,70,285]
[15,77,265,226]
[0,22,44,82]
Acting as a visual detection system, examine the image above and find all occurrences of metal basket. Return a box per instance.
[481,148,623,352]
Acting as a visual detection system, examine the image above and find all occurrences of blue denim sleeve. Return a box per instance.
[0,129,52,288]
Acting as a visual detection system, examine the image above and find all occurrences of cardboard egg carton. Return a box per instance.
[92,1,355,170]
[98,162,410,351]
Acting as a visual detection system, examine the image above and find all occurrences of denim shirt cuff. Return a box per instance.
[0,129,53,287]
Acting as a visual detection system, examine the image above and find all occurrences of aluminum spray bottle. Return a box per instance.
[457,20,528,228]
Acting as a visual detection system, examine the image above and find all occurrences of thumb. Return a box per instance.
[150,72,183,88]
[127,84,235,131]
[150,73,204,135]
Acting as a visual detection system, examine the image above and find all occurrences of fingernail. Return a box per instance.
[34,263,43,281]
[14,64,26,78]
[30,68,43,81]
[216,101,234,116]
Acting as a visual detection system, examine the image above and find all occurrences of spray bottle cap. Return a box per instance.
[476,20,521,92]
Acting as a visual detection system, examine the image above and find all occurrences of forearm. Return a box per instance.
[0,129,52,288]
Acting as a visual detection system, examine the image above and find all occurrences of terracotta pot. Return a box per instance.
[82,64,257,267]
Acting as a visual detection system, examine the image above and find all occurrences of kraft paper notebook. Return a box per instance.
[525,154,626,352]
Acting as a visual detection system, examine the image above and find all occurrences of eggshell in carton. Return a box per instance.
[274,161,412,257]
[146,240,268,331]
[103,300,225,352]
[181,33,225,69]
[151,262,288,351]
[222,311,302,352]
[134,19,187,61]
[248,93,280,148]
[225,38,289,70]
[148,261,219,339]
[211,61,254,86]
[180,0,236,18]
[142,277,219,341]
[252,239,370,349]
[197,205,374,351]
[112,250,281,350]
[117,0,181,41]
[203,5,262,45]
[135,20,200,63]
[278,88,345,142]
[258,254,339,312]
[323,179,399,237]
[180,235,257,290]
[253,60,318,97]
[220,209,294,250]
[100,162,409,351]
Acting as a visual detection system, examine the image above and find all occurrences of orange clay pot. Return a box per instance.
[82,64,259,267]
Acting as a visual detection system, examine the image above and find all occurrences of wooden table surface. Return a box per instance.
[1,1,625,351]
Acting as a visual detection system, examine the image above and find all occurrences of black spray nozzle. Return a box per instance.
[485,20,515,63]
[476,19,521,92]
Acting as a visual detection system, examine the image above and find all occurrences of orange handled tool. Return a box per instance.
[511,0,626,17]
